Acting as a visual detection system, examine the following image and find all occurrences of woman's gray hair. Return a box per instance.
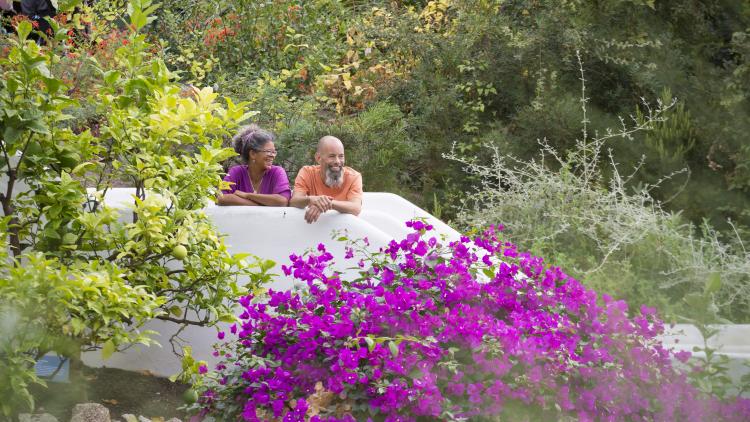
[232,124,275,163]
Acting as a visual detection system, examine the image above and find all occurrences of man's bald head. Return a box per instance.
[317,135,344,153]
[315,135,346,187]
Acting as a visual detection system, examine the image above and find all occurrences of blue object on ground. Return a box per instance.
[35,354,70,383]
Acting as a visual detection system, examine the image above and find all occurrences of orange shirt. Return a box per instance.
[293,165,363,201]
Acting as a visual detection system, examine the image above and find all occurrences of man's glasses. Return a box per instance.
[256,149,278,156]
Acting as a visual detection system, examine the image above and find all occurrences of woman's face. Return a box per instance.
[249,141,277,170]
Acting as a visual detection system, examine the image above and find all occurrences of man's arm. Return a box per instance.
[332,171,363,216]
[290,191,333,211]
[301,198,360,223]
[331,198,362,216]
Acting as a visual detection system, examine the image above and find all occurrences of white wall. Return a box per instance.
[81,190,750,386]
[82,190,460,376]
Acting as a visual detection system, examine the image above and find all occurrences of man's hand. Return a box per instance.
[308,195,333,212]
[304,204,325,224]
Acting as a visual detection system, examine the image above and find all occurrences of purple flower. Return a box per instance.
[674,350,692,363]
[192,220,750,422]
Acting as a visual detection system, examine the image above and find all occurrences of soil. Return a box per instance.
[31,365,191,421]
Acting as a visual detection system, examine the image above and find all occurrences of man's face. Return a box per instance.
[316,142,345,188]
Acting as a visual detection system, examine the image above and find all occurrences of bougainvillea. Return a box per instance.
[189,222,750,421]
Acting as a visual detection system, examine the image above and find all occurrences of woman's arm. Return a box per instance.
[217,192,260,206]
[240,192,289,206]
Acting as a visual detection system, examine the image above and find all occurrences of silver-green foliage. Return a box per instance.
[447,53,750,322]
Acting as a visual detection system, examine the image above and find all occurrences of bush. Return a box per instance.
[446,58,750,322]
[0,2,269,417]
[187,222,750,421]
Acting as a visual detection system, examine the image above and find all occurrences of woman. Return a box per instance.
[217,125,291,206]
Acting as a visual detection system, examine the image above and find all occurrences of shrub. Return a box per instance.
[0,1,268,417]
[447,54,750,323]
[188,222,750,421]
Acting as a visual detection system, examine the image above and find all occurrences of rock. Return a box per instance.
[70,403,110,422]
[18,414,58,422]
[137,417,151,422]
[120,415,138,422]
[165,419,182,422]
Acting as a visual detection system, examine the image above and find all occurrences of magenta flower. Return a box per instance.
[191,222,750,421]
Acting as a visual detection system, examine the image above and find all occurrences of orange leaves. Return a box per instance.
[201,15,240,48]
[203,27,237,47]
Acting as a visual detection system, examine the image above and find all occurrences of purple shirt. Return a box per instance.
[222,165,291,200]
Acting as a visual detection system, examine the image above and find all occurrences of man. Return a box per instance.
[290,136,363,223]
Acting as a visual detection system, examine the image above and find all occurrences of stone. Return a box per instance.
[120,415,138,422]
[18,414,58,422]
[70,403,110,422]
[165,419,182,422]
[137,417,151,422]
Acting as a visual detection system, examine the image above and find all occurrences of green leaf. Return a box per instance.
[260,259,276,272]
[71,162,95,176]
[104,70,122,86]
[16,20,32,42]
[29,60,51,78]
[3,126,22,145]
[27,119,49,135]
[130,10,147,30]
[218,314,236,323]
[101,339,115,360]
[388,341,399,358]
[705,273,721,295]
[57,0,83,12]
[42,77,63,95]
[364,336,375,352]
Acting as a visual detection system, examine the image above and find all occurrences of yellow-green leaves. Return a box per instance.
[127,0,160,31]
[15,20,33,43]
[101,339,116,360]
[0,1,264,416]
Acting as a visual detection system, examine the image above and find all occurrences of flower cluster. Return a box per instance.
[192,222,750,421]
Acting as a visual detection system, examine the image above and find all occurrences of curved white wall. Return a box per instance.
[81,190,750,385]
[82,190,460,376]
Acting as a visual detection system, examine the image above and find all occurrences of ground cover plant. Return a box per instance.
[188,222,750,421]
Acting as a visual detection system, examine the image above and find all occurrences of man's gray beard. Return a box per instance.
[325,167,343,188]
